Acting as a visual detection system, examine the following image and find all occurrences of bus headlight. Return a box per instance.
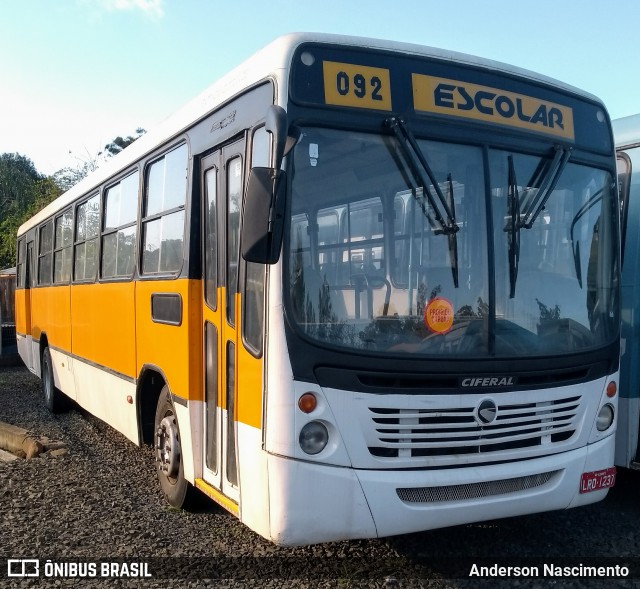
[596,404,614,431]
[299,421,328,455]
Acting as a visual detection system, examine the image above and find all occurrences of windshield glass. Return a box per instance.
[286,127,618,358]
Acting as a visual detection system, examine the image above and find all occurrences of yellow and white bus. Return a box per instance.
[15,33,620,545]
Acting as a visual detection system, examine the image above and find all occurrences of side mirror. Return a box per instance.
[241,105,298,264]
[241,167,286,264]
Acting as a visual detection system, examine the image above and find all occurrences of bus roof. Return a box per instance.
[18,32,605,236]
[613,114,640,149]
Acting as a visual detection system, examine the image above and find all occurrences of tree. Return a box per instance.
[0,153,41,216]
[53,156,100,193]
[0,155,61,268]
[103,127,146,156]
[0,127,147,268]
[52,128,147,192]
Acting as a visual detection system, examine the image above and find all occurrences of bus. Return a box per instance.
[15,33,620,546]
[614,113,640,469]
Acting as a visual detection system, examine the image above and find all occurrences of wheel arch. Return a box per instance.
[137,364,171,446]
[38,332,49,378]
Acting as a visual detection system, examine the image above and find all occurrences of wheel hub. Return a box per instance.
[155,415,181,478]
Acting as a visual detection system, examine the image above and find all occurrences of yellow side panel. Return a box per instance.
[136,279,202,402]
[14,289,26,335]
[71,282,136,378]
[236,292,263,430]
[31,286,71,351]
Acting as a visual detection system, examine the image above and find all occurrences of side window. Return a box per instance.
[16,238,25,288]
[142,144,188,274]
[53,209,73,283]
[243,127,269,354]
[226,156,243,324]
[74,194,100,282]
[102,171,139,278]
[251,125,270,168]
[38,221,54,285]
[617,153,631,265]
[204,167,217,309]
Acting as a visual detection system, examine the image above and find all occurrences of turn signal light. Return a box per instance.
[606,381,617,398]
[298,392,317,414]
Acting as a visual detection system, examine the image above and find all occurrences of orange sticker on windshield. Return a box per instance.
[424,298,454,334]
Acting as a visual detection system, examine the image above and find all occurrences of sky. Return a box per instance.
[1,0,639,177]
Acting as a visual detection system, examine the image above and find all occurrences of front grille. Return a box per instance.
[396,470,560,503]
[368,395,580,459]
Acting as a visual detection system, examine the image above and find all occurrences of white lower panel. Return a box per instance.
[49,348,77,401]
[360,436,615,539]
[262,436,614,545]
[237,422,270,540]
[174,400,200,484]
[266,453,376,546]
[16,334,33,372]
[73,359,139,444]
[567,435,616,508]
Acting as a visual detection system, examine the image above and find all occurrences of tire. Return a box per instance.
[42,347,65,413]
[154,385,199,508]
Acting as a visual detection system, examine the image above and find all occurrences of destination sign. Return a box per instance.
[412,74,575,140]
[292,44,607,151]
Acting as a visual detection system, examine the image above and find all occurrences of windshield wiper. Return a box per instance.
[504,147,571,297]
[506,156,521,298]
[569,188,604,288]
[519,146,572,228]
[385,116,459,287]
[446,173,459,288]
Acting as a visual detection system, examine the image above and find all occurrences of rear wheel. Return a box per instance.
[42,347,65,413]
[154,385,199,508]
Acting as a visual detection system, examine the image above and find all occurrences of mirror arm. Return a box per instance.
[266,105,288,170]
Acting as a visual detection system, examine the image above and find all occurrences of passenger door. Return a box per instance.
[200,139,245,504]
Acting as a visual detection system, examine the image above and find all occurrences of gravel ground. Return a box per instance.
[1,363,639,589]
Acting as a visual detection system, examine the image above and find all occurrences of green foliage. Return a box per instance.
[103,128,146,156]
[0,128,146,269]
[0,153,41,215]
[0,154,61,269]
[53,159,98,193]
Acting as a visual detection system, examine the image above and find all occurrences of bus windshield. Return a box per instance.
[286,126,618,358]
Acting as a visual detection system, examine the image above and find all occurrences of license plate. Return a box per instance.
[579,467,616,493]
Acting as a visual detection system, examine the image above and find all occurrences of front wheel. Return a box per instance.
[154,386,199,508]
[42,347,65,413]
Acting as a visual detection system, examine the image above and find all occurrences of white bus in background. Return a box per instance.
[614,113,640,469]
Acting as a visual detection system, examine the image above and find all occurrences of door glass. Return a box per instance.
[205,322,218,472]
[226,341,237,486]
[204,168,218,309]
[226,157,243,325]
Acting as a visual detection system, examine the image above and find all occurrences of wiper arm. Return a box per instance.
[569,188,604,288]
[385,116,459,287]
[505,156,521,298]
[446,174,459,287]
[385,117,459,234]
[505,147,571,296]
[520,146,571,229]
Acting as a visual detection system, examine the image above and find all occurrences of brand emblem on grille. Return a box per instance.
[475,399,498,425]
